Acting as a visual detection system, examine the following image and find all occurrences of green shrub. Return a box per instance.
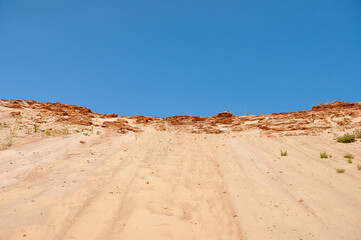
[336,169,345,173]
[337,133,355,143]
[33,124,40,133]
[281,150,288,156]
[320,152,328,158]
[348,159,353,164]
[357,164,361,170]
[344,153,354,160]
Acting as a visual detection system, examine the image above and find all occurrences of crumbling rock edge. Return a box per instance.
[1,100,360,135]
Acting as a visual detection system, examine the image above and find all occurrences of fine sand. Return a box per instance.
[1,128,361,240]
[1,100,361,240]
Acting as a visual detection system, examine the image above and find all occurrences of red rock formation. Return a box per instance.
[1,100,360,135]
[312,101,361,111]
[129,115,161,124]
[211,111,235,124]
[104,113,118,118]
[165,115,207,125]
[101,120,140,133]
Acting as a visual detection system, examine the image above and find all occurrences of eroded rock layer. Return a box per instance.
[0,99,360,135]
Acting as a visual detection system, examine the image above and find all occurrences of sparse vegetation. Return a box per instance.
[33,124,40,133]
[320,151,328,158]
[1,136,13,150]
[63,128,69,135]
[7,138,13,147]
[10,119,21,137]
[357,164,361,170]
[336,168,345,173]
[280,150,288,156]
[354,129,361,139]
[1,122,10,128]
[344,153,354,160]
[44,129,69,136]
[344,153,354,164]
[336,129,361,143]
[337,133,355,143]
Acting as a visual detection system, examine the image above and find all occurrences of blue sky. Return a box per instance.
[1,0,360,117]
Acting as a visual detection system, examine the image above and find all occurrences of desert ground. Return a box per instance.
[0,100,361,240]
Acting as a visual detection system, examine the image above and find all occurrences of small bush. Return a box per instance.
[7,138,13,147]
[320,152,328,158]
[344,153,354,159]
[357,164,361,170]
[354,129,361,139]
[33,124,40,133]
[348,159,353,164]
[63,128,69,135]
[10,119,21,137]
[281,150,288,156]
[336,169,345,173]
[337,133,355,143]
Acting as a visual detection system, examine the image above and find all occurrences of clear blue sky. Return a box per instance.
[1,1,360,117]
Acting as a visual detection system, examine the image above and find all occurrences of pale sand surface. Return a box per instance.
[1,129,361,240]
[1,100,361,240]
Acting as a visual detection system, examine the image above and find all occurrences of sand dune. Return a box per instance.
[1,100,361,239]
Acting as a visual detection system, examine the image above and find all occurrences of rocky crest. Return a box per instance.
[1,100,360,135]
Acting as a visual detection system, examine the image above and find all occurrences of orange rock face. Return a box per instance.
[165,115,207,125]
[101,118,141,133]
[311,101,361,111]
[1,100,95,126]
[1,100,360,135]
[129,115,161,124]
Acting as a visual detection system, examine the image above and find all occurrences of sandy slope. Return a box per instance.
[1,127,361,240]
